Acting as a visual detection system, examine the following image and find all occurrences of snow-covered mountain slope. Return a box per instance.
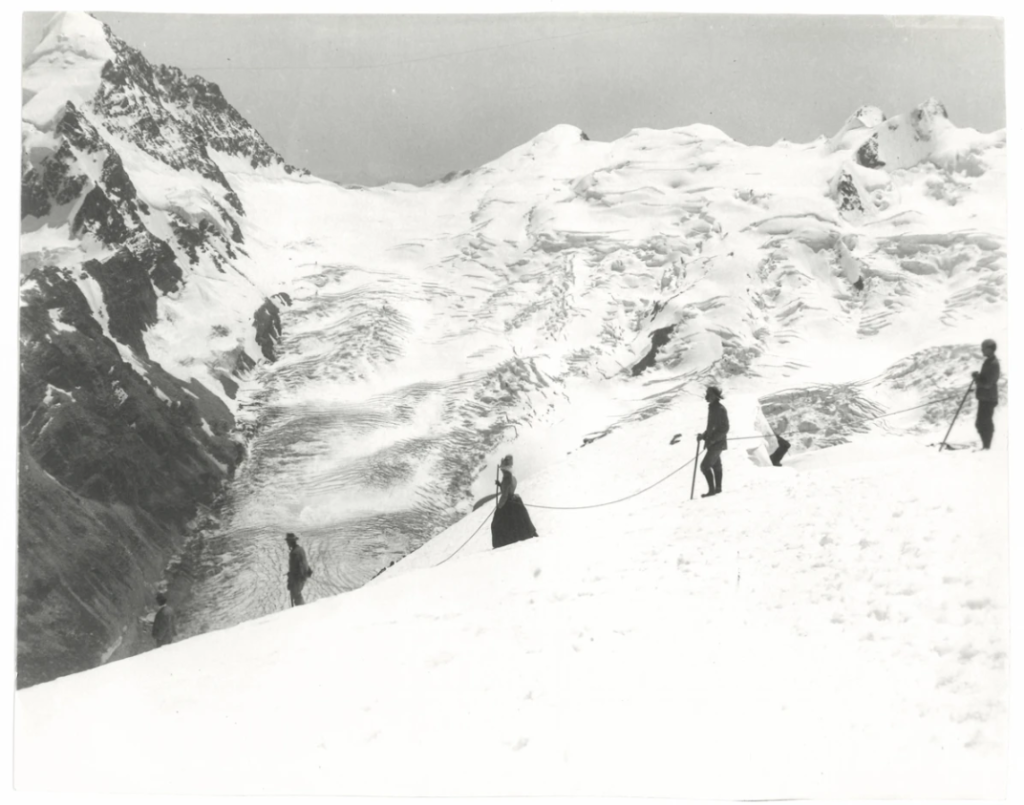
[19,9,1007,697]
[15,420,1009,797]
[167,98,1006,641]
[19,11,312,686]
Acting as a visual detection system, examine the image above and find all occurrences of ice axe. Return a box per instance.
[669,433,682,445]
[938,378,975,452]
[472,493,497,511]
[690,435,703,500]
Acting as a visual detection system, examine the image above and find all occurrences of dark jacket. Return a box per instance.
[288,545,312,588]
[152,604,177,647]
[496,470,518,509]
[975,356,1000,403]
[702,401,730,449]
[770,433,791,467]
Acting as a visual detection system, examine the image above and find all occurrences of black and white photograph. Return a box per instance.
[11,2,1015,801]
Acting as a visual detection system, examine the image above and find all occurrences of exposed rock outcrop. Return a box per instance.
[19,13,303,686]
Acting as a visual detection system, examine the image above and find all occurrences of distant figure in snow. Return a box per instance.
[491,455,539,549]
[285,532,313,606]
[697,386,730,496]
[972,339,1000,450]
[152,591,177,648]
[770,431,791,467]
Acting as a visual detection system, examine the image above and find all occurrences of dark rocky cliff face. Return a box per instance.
[19,14,295,686]
[856,134,886,169]
[19,263,247,686]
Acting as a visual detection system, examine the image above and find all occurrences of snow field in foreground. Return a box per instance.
[15,409,1008,798]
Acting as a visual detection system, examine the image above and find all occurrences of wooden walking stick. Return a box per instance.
[690,437,702,500]
[939,379,975,451]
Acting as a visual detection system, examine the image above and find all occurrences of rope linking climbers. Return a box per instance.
[524,394,966,513]
[527,456,699,511]
[431,391,968,566]
[434,506,494,567]
[857,394,961,422]
[525,434,768,511]
[432,438,759,564]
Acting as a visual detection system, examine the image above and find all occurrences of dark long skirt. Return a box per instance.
[491,495,538,549]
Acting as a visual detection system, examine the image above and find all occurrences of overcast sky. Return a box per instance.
[19,10,1009,186]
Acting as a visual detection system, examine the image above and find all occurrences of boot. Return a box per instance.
[712,466,723,495]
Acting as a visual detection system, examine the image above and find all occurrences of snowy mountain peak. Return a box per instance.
[29,11,113,63]
[24,12,302,178]
[531,123,592,145]
[482,123,600,176]
[911,96,950,127]
[828,105,886,152]
[23,13,114,129]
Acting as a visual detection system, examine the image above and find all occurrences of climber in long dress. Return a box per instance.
[491,454,539,549]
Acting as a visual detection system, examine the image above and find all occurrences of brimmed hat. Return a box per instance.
[499,454,514,469]
[284,532,298,543]
[706,385,723,399]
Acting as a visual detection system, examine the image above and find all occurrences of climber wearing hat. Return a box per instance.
[284,532,313,607]
[491,454,539,549]
[972,339,1000,450]
[697,385,730,497]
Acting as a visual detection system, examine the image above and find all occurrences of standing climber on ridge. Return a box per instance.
[152,591,177,648]
[697,385,730,497]
[285,532,313,607]
[491,454,539,549]
[972,338,1000,450]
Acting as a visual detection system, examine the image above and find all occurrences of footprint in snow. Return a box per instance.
[963,599,992,610]
[958,646,979,663]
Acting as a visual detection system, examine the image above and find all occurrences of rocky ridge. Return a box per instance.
[19,12,303,686]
